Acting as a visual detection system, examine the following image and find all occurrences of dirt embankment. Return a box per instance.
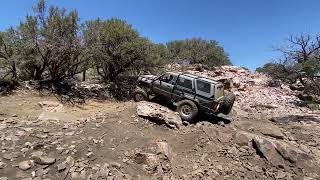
[0,65,319,179]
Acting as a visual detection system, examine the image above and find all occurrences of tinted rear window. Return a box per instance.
[196,80,210,93]
[177,77,192,89]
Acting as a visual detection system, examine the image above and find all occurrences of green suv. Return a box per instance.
[133,72,235,122]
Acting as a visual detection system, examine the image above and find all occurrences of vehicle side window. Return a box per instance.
[196,80,211,93]
[160,74,171,83]
[177,77,193,89]
[161,74,177,85]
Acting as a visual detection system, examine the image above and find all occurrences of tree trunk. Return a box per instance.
[82,69,86,81]
[34,66,43,80]
[299,76,306,86]
[11,61,17,79]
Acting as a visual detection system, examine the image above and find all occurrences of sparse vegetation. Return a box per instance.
[0,27,18,80]
[257,34,320,95]
[167,38,231,66]
[82,18,162,82]
[17,0,83,82]
[0,0,231,89]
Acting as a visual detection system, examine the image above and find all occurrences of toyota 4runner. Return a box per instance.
[133,72,235,122]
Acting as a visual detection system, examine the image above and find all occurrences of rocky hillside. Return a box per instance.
[167,63,319,117]
[0,64,319,179]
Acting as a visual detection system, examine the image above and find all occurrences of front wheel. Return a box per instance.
[133,88,149,102]
[177,100,198,122]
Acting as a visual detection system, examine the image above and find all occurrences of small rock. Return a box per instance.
[134,153,159,173]
[65,156,75,167]
[69,145,76,149]
[31,171,36,177]
[56,147,65,154]
[254,165,263,173]
[0,162,6,169]
[0,177,8,180]
[218,132,233,143]
[65,131,75,136]
[216,165,223,172]
[36,168,50,176]
[276,171,287,179]
[228,146,239,156]
[57,162,67,171]
[300,144,311,153]
[233,132,250,146]
[32,155,55,165]
[244,164,254,171]
[21,148,29,153]
[24,142,32,148]
[19,160,33,170]
[86,152,93,158]
[200,153,209,162]
[110,162,121,169]
[31,151,44,157]
[192,164,199,170]
[3,153,18,160]
[156,141,173,160]
[98,163,110,177]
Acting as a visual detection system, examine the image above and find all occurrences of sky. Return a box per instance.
[1,0,320,71]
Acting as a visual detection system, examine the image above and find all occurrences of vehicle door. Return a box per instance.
[172,76,195,101]
[153,73,177,98]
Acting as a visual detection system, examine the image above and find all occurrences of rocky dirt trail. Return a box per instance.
[0,66,320,179]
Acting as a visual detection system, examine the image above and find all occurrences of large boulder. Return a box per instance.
[136,101,182,129]
[231,121,285,139]
[236,131,312,167]
[252,135,286,166]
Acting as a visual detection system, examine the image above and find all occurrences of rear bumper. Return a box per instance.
[199,97,224,114]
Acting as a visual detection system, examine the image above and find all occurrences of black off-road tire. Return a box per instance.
[133,88,149,102]
[177,99,199,122]
[219,93,236,115]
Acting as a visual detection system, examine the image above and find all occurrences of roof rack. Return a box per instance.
[178,72,219,84]
[179,72,200,78]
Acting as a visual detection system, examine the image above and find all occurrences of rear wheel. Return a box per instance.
[133,88,149,102]
[219,92,235,115]
[177,100,198,122]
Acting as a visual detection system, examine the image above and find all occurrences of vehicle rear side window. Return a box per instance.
[196,80,211,93]
[177,77,193,89]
